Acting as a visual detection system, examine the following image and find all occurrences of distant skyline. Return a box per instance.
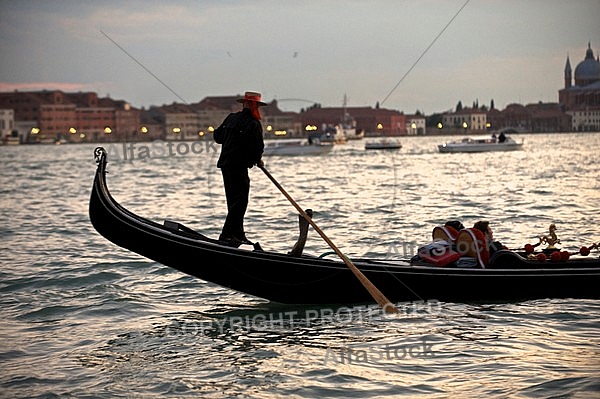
[1,0,599,114]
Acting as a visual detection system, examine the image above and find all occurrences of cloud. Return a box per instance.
[2,1,598,113]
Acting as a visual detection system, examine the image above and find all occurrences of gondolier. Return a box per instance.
[213,91,266,247]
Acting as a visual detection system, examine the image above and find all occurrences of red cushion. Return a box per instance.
[418,241,460,267]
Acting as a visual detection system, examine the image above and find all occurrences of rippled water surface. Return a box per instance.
[1,133,599,398]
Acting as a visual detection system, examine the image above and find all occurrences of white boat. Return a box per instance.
[438,136,524,153]
[320,127,348,144]
[337,112,364,141]
[322,94,364,143]
[262,139,333,156]
[338,94,364,141]
[365,138,402,150]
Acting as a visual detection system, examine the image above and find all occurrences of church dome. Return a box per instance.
[574,43,600,85]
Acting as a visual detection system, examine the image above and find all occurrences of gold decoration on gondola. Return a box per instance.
[539,223,561,250]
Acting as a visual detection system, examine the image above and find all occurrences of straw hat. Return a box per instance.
[237,91,267,106]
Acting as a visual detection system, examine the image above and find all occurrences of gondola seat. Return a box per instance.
[432,225,460,243]
[455,228,490,268]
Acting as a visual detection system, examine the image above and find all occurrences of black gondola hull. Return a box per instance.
[89,148,600,305]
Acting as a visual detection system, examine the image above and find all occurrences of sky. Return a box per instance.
[1,0,599,114]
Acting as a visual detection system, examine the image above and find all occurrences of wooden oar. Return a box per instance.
[259,165,400,314]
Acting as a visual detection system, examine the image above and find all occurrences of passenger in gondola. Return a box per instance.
[444,220,464,233]
[498,132,506,143]
[473,220,506,255]
[491,133,497,143]
[213,91,266,247]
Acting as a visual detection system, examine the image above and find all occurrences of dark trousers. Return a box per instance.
[220,167,250,240]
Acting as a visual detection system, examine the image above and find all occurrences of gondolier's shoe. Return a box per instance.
[219,234,255,248]
[235,234,255,246]
[218,237,240,248]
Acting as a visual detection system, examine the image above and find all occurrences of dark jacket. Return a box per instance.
[214,108,264,169]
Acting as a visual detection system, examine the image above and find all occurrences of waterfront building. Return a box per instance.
[483,102,570,133]
[405,114,426,135]
[6,39,599,144]
[261,100,303,138]
[442,108,487,132]
[0,90,140,142]
[195,96,302,138]
[301,106,407,136]
[147,102,205,141]
[193,95,243,137]
[526,103,572,132]
[142,96,301,140]
[559,42,600,131]
[0,109,18,144]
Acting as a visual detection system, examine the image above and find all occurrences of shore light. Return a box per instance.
[69,127,77,134]
[172,127,181,134]
[104,127,112,134]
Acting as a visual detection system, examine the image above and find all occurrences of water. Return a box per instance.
[1,133,599,398]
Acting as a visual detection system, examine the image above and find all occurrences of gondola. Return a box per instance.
[89,147,600,305]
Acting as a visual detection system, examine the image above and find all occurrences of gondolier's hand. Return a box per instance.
[257,159,265,168]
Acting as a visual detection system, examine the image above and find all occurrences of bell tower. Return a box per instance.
[564,55,572,89]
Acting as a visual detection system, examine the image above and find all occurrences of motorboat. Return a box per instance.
[262,139,333,156]
[438,135,524,153]
[365,138,402,150]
